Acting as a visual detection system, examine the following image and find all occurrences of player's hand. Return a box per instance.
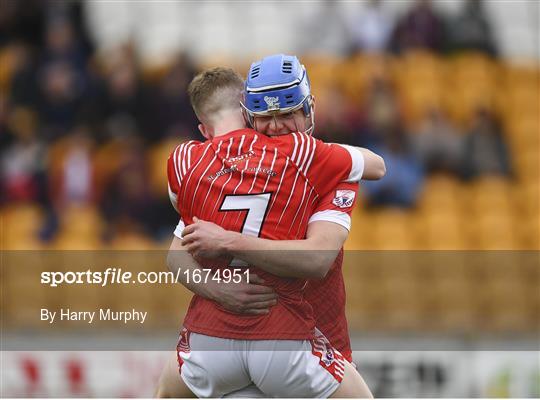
[181,217,238,259]
[207,273,278,315]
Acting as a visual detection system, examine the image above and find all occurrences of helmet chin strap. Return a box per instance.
[302,102,315,136]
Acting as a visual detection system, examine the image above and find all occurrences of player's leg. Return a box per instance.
[155,352,195,398]
[179,331,253,398]
[248,338,342,398]
[248,329,373,398]
[329,360,373,398]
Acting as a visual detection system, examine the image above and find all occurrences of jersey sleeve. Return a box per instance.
[277,132,364,197]
[312,141,364,183]
[167,140,200,213]
[308,182,359,231]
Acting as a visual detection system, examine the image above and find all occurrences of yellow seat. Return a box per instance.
[416,209,467,250]
[110,232,158,250]
[369,209,415,250]
[418,175,462,211]
[1,204,44,249]
[469,177,514,216]
[52,205,104,250]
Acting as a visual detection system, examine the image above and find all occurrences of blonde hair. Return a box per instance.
[188,67,244,125]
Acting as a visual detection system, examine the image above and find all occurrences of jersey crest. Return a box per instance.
[332,189,356,208]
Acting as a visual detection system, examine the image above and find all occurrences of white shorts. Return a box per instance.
[177,328,345,398]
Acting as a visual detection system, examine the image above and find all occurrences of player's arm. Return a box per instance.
[182,182,359,279]
[353,146,386,180]
[276,133,385,186]
[167,234,278,315]
[182,219,346,279]
[323,142,386,182]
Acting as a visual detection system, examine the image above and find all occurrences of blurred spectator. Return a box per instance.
[359,77,424,207]
[42,16,87,71]
[99,136,157,239]
[300,0,350,55]
[94,47,152,142]
[37,60,87,140]
[9,43,39,107]
[362,129,424,208]
[358,77,401,147]
[0,94,14,150]
[412,107,463,175]
[0,0,45,48]
[148,54,199,141]
[48,126,95,209]
[0,107,46,204]
[314,87,360,145]
[346,0,394,54]
[461,107,512,180]
[447,0,498,57]
[390,0,446,54]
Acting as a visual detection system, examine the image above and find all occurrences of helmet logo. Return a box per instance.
[264,96,280,111]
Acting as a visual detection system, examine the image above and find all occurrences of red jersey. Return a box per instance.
[304,182,359,363]
[167,128,364,340]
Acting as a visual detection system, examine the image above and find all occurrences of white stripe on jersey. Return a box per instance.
[232,136,257,195]
[177,143,187,180]
[187,143,194,171]
[249,135,258,151]
[172,145,181,188]
[295,191,320,237]
[267,157,289,215]
[302,136,317,176]
[336,144,365,182]
[276,168,301,228]
[230,136,257,227]
[291,132,299,162]
[262,148,278,193]
[299,134,311,174]
[180,142,188,177]
[287,178,309,236]
[308,210,352,231]
[293,186,317,236]
[182,141,197,177]
[190,141,222,216]
[248,145,266,194]
[182,144,212,207]
[237,135,246,155]
[200,138,233,215]
[295,133,305,167]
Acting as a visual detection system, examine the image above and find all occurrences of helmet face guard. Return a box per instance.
[242,54,315,135]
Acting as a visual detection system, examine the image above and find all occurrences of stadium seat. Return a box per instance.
[417,209,467,250]
[52,205,104,250]
[370,209,415,250]
[0,204,45,250]
[472,212,519,250]
[110,233,158,250]
[339,54,391,104]
[302,54,341,94]
[469,177,514,215]
[418,175,462,211]
[393,51,445,125]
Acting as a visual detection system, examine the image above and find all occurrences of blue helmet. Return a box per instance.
[242,54,314,133]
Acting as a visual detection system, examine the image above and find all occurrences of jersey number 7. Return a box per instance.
[219,193,272,237]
